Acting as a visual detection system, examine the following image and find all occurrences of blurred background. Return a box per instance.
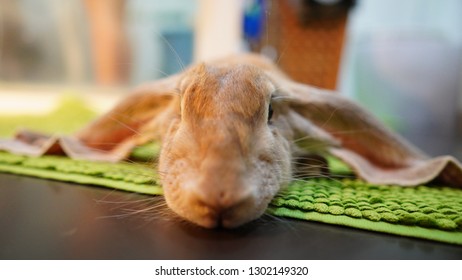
[0,0,461,158]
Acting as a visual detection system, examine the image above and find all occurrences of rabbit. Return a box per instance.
[2,53,462,228]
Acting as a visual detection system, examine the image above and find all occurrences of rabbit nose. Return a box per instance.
[192,189,253,228]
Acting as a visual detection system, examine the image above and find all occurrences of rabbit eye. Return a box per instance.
[268,103,274,122]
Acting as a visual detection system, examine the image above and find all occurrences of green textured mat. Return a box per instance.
[0,151,162,195]
[0,151,461,245]
[268,180,462,245]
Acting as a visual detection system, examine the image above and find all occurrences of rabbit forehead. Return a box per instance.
[180,63,274,121]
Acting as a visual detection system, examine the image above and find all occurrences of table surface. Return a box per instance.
[0,173,461,260]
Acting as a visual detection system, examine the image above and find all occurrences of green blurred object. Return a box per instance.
[130,142,162,162]
[0,95,98,137]
[326,155,353,175]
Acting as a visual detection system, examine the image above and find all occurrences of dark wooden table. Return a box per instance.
[0,173,461,259]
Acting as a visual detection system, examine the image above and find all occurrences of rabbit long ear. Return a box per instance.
[75,74,180,151]
[285,82,462,188]
[0,74,181,162]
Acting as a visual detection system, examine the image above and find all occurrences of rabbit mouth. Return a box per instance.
[162,182,271,229]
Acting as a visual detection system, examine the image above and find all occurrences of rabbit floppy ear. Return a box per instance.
[0,74,181,162]
[75,74,181,152]
[285,81,462,188]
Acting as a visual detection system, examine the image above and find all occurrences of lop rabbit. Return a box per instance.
[2,54,461,228]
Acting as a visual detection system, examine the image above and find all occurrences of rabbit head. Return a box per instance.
[157,62,293,228]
